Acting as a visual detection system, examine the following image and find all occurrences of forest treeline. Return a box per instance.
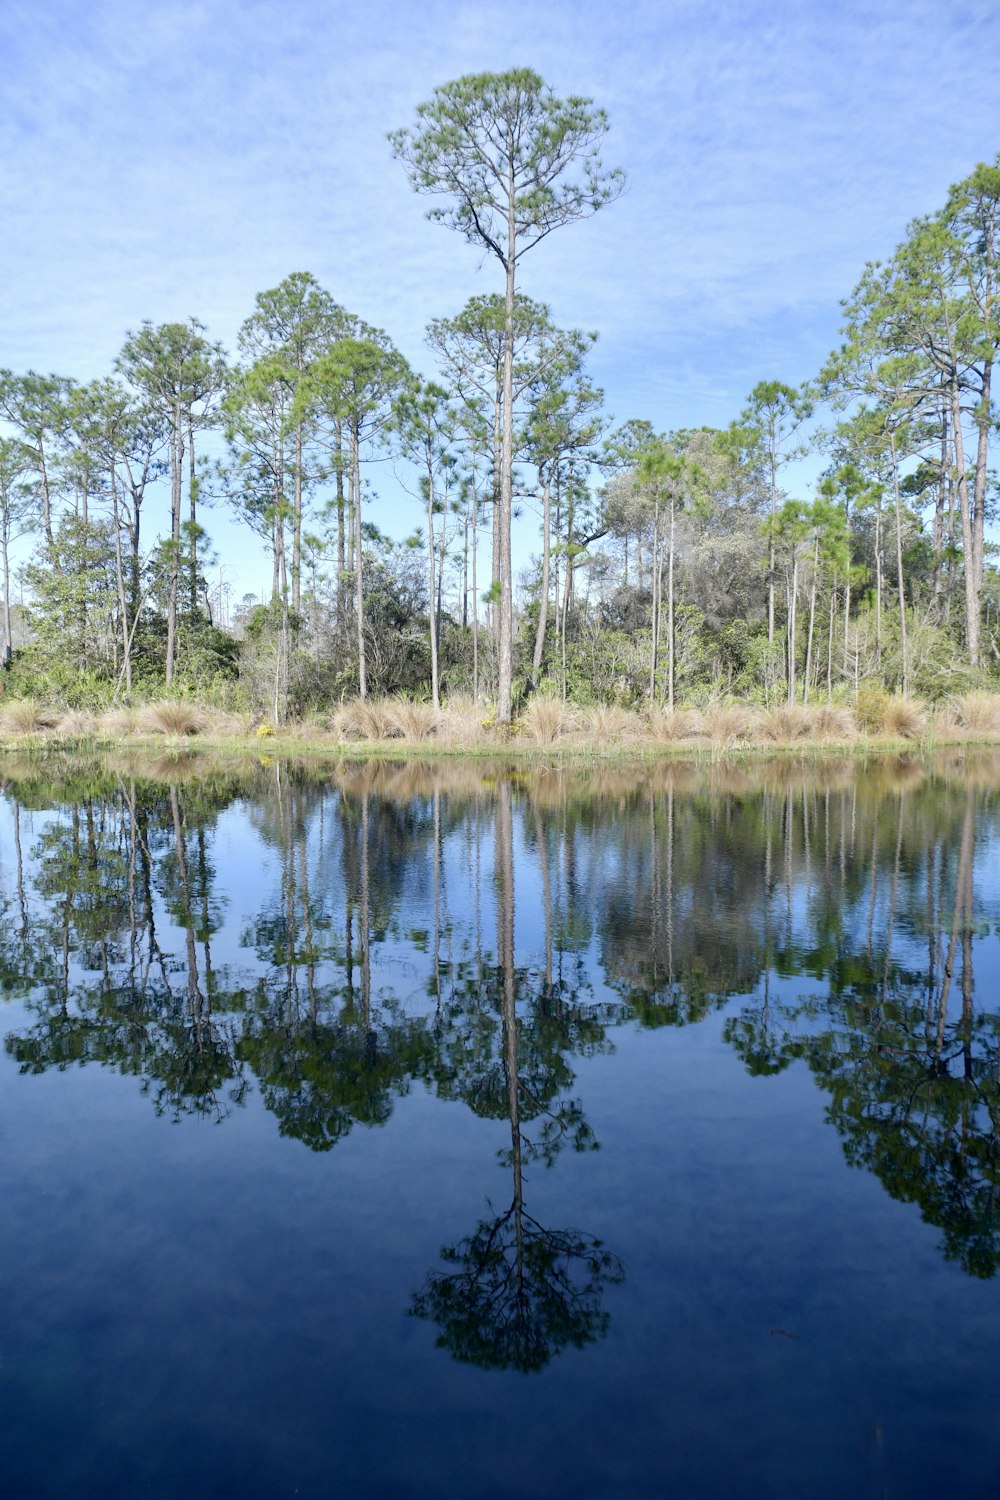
[0,70,998,722]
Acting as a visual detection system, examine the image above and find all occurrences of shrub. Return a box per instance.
[519,697,579,745]
[137,701,208,737]
[758,705,813,742]
[854,684,891,733]
[335,699,400,741]
[702,703,755,746]
[438,694,491,747]
[948,691,1000,736]
[881,695,926,740]
[810,703,854,740]
[643,707,703,743]
[386,698,439,741]
[54,709,97,737]
[578,704,643,742]
[0,698,60,733]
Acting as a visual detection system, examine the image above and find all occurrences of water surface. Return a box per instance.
[1,752,999,1498]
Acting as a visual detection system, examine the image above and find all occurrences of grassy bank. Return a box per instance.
[3,690,1000,764]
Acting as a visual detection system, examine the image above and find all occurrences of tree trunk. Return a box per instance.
[187,411,198,620]
[164,402,183,686]
[804,536,818,705]
[292,420,303,615]
[767,448,776,645]
[667,493,676,710]
[949,379,980,665]
[787,554,798,707]
[335,420,346,627]
[427,459,440,711]
[497,184,516,725]
[471,480,479,700]
[461,508,469,630]
[890,432,909,695]
[648,494,659,703]
[352,423,367,700]
[972,360,991,599]
[874,505,883,669]
[111,470,132,692]
[39,437,54,551]
[827,585,835,700]
[532,471,553,683]
[1,515,11,658]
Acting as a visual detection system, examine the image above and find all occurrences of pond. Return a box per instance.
[0,752,999,1498]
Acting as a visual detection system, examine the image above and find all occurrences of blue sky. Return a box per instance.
[2,0,998,600]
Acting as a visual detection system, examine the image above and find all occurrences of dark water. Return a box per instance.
[1,752,1000,1499]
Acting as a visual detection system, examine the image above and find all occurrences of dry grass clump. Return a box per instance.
[386,697,439,741]
[0,698,61,734]
[518,696,580,745]
[756,703,856,742]
[201,708,250,736]
[334,698,400,741]
[643,706,703,743]
[880,695,926,740]
[438,694,494,747]
[578,704,644,742]
[758,705,814,742]
[702,703,756,746]
[810,703,855,740]
[97,707,140,736]
[946,691,1000,737]
[137,701,208,737]
[853,686,925,739]
[53,709,97,736]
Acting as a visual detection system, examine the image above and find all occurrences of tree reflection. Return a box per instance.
[724,783,1000,1276]
[3,754,1000,1291]
[412,778,624,1371]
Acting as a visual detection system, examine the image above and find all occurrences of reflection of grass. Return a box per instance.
[4,691,1000,762]
[2,743,1000,807]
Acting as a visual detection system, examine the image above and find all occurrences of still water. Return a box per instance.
[1,752,999,1498]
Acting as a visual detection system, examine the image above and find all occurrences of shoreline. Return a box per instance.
[2,727,1000,767]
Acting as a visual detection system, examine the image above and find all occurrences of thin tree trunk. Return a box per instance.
[667,492,676,710]
[165,402,183,686]
[950,380,980,665]
[787,553,798,707]
[352,423,366,700]
[471,483,479,700]
[648,494,659,703]
[532,472,553,683]
[335,420,346,626]
[111,470,132,692]
[292,420,303,615]
[1,516,11,658]
[804,536,818,704]
[889,431,909,695]
[827,584,835,699]
[427,459,440,711]
[187,411,198,619]
[874,504,883,669]
[497,181,516,725]
[767,448,776,644]
[973,361,991,600]
[491,387,502,635]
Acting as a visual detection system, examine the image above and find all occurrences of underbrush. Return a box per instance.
[0,689,999,753]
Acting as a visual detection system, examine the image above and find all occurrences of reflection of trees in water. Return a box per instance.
[412,779,624,1371]
[4,758,1000,1284]
[4,777,244,1121]
[724,786,1000,1276]
[236,778,433,1148]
